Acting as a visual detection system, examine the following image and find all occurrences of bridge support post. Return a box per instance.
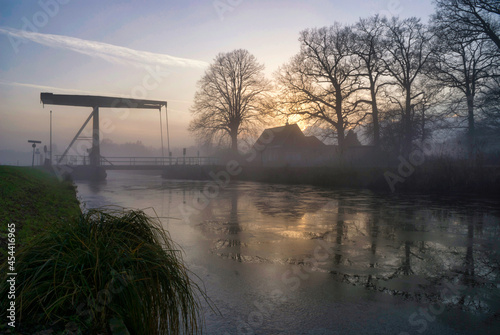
[89,106,100,166]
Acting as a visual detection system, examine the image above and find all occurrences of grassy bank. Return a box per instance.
[0,166,206,334]
[0,166,81,259]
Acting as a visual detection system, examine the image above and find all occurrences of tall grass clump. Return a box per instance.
[0,208,206,334]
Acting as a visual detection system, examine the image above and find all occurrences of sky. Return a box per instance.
[0,0,436,163]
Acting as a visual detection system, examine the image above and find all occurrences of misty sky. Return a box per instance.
[0,0,435,158]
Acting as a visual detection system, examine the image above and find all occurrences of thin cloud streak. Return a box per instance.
[0,26,209,69]
[0,79,126,97]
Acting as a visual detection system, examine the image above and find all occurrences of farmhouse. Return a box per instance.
[251,124,384,167]
[252,124,329,167]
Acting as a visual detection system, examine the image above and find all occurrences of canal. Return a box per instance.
[75,171,500,335]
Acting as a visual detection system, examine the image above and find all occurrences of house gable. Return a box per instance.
[253,124,327,166]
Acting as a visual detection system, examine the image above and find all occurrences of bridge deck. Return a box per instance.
[54,155,220,169]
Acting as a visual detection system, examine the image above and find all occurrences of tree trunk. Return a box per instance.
[466,91,475,159]
[370,87,380,147]
[336,91,345,150]
[337,126,345,151]
[230,130,238,153]
[403,87,413,155]
[421,106,426,143]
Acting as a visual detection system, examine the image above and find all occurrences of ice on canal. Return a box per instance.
[76,171,500,335]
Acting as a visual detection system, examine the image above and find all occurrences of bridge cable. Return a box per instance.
[159,109,165,163]
[165,102,170,157]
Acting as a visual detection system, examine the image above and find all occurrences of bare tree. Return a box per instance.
[352,15,389,147]
[430,14,497,153]
[189,49,270,152]
[479,74,500,127]
[434,0,500,51]
[275,24,365,149]
[382,17,434,154]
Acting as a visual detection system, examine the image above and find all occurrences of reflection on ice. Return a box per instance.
[75,173,500,333]
[194,182,500,315]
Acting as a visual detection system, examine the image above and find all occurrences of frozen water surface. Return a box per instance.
[75,171,500,334]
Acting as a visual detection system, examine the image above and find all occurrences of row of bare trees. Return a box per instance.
[275,16,436,154]
[190,0,500,156]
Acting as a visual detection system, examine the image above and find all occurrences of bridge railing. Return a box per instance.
[55,155,221,166]
[55,155,88,166]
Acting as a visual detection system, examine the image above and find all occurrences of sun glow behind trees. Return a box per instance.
[190,1,499,156]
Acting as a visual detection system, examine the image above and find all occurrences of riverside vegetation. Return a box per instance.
[0,166,207,334]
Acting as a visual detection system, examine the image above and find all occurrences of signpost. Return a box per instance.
[28,140,42,167]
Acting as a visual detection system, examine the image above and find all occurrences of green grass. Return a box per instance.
[0,166,209,334]
[0,166,81,259]
[1,208,207,334]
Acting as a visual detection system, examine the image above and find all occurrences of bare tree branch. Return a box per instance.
[189,49,270,152]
